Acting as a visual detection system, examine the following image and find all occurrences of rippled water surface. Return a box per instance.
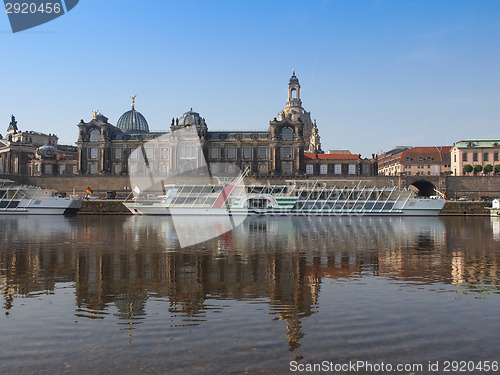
[1,215,499,374]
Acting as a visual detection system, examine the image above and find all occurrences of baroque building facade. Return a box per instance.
[378,146,451,176]
[0,115,78,176]
[76,72,374,178]
[450,139,500,176]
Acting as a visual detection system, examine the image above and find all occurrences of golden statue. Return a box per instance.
[131,95,137,108]
[92,109,99,120]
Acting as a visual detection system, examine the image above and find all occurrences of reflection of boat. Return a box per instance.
[123,180,445,216]
[0,179,82,214]
[487,198,500,217]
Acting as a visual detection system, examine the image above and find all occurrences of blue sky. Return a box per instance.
[1,0,499,157]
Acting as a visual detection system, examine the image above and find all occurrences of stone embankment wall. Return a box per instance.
[79,200,131,214]
[440,201,490,216]
[446,176,500,200]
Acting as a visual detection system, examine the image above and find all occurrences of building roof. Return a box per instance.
[178,109,202,126]
[453,139,500,148]
[117,107,149,133]
[399,146,451,162]
[304,153,360,160]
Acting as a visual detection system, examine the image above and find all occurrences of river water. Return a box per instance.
[0,215,499,375]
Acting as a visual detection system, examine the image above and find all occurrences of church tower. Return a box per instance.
[286,70,302,108]
[277,70,317,152]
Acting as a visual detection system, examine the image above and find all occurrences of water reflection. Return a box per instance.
[1,215,499,354]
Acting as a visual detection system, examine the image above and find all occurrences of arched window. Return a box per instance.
[291,89,297,99]
[89,129,100,142]
[281,128,293,141]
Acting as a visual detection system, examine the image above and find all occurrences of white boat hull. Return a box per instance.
[0,197,83,215]
[124,198,445,217]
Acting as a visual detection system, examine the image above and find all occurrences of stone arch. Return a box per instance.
[409,180,437,197]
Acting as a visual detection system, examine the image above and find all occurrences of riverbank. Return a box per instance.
[77,200,491,215]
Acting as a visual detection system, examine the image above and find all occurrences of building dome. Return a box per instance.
[36,144,58,159]
[289,69,299,84]
[117,107,149,133]
[178,108,201,126]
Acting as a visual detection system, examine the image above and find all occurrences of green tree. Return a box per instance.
[474,164,483,174]
[495,165,500,174]
[463,164,473,174]
[484,164,493,174]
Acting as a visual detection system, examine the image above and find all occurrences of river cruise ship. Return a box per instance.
[0,179,83,215]
[123,180,446,216]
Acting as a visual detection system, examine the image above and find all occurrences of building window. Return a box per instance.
[282,162,292,174]
[89,164,98,174]
[406,156,411,162]
[59,165,66,175]
[45,164,52,175]
[473,153,478,162]
[258,147,268,159]
[210,147,220,159]
[161,148,169,159]
[495,152,499,162]
[334,164,341,175]
[281,128,293,141]
[306,165,314,175]
[145,148,154,160]
[484,152,489,161]
[226,147,236,159]
[462,152,467,161]
[258,163,268,174]
[90,148,98,159]
[73,165,78,175]
[418,156,423,162]
[282,146,293,159]
[243,147,252,159]
[427,156,432,162]
[320,164,327,175]
[180,146,196,159]
[454,154,457,162]
[348,164,356,175]
[114,164,122,174]
[114,148,122,159]
[89,129,100,142]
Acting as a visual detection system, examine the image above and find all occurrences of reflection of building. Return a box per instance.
[75,72,375,177]
[378,146,451,176]
[1,215,499,351]
[450,139,500,176]
[0,115,78,176]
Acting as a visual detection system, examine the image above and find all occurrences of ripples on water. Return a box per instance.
[0,215,499,374]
